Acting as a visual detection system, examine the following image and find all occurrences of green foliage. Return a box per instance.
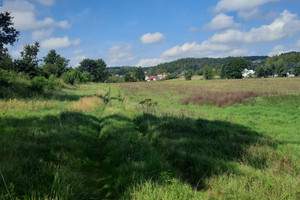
[105,75,124,83]
[0,11,20,57]
[221,57,250,79]
[124,72,136,82]
[79,58,109,82]
[293,62,300,76]
[203,66,214,80]
[15,42,40,78]
[165,74,179,80]
[42,49,69,77]
[274,59,287,77]
[31,76,48,92]
[61,70,91,85]
[255,66,266,78]
[184,69,193,80]
[0,53,14,70]
[61,71,76,85]
[132,67,145,81]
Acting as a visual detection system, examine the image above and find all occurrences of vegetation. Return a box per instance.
[184,69,193,80]
[1,8,300,200]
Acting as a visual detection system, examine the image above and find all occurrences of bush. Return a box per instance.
[105,76,125,83]
[0,69,14,87]
[46,75,62,91]
[165,74,179,80]
[62,72,76,85]
[184,70,193,80]
[31,76,48,92]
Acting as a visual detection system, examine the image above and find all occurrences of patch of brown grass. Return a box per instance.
[69,96,103,112]
[0,99,57,113]
[183,91,281,107]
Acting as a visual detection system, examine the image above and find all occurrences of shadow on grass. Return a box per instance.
[0,112,103,199]
[98,113,272,199]
[0,110,273,199]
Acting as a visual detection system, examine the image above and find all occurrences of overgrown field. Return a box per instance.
[1,78,300,199]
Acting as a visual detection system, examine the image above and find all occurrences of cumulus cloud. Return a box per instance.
[210,10,300,44]
[214,0,279,20]
[2,0,71,40]
[204,13,240,30]
[41,36,81,49]
[36,0,55,6]
[268,45,285,56]
[137,10,300,67]
[215,0,279,13]
[107,45,137,65]
[140,32,165,44]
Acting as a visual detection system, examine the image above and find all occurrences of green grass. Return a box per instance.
[1,79,300,199]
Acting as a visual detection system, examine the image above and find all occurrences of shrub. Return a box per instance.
[62,72,76,85]
[31,76,48,92]
[46,74,62,91]
[184,70,193,80]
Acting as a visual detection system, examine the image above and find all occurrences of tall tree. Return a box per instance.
[221,57,250,79]
[132,67,145,81]
[0,10,19,58]
[78,58,109,82]
[42,49,69,77]
[203,66,214,80]
[274,59,287,77]
[15,42,40,78]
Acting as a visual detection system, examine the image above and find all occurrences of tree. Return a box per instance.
[203,66,214,80]
[184,69,193,80]
[42,49,69,77]
[124,72,135,82]
[15,42,40,78]
[132,67,145,81]
[221,57,250,79]
[274,59,287,77]
[0,53,14,70]
[78,58,109,82]
[255,66,266,78]
[294,62,300,77]
[0,10,19,58]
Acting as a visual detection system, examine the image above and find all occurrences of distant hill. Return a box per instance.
[108,56,269,76]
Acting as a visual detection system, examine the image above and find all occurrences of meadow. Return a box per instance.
[0,78,299,199]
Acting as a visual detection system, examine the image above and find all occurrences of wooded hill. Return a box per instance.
[108,56,268,76]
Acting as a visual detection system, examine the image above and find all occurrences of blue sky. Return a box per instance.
[2,0,300,67]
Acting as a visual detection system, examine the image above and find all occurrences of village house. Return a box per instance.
[242,69,255,78]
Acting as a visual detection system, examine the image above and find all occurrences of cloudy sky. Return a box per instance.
[2,0,300,67]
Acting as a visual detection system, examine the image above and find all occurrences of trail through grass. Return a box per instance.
[1,79,299,199]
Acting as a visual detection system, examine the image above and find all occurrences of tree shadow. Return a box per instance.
[97,113,273,198]
[0,112,103,199]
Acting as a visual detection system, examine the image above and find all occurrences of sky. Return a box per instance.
[2,0,300,67]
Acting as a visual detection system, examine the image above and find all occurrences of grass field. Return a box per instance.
[0,78,300,199]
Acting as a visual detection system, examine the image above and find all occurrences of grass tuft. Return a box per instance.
[69,96,103,112]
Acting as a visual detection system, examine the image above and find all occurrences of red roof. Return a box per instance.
[148,76,157,80]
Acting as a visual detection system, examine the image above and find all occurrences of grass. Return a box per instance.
[0,78,300,199]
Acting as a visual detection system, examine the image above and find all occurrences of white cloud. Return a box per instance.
[70,55,86,67]
[204,13,240,30]
[214,0,279,20]
[137,10,300,67]
[215,0,279,13]
[140,32,165,44]
[268,45,285,56]
[107,45,137,65]
[41,36,81,49]
[2,0,71,40]
[238,9,278,20]
[210,10,300,44]
[36,0,55,6]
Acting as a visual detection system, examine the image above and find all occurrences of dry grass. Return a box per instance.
[0,99,57,113]
[183,91,282,107]
[69,96,103,112]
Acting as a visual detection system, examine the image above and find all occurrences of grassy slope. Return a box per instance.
[0,78,299,199]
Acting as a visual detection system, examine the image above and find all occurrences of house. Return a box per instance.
[242,69,255,78]
[147,76,157,81]
[145,76,149,81]
[157,74,168,80]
